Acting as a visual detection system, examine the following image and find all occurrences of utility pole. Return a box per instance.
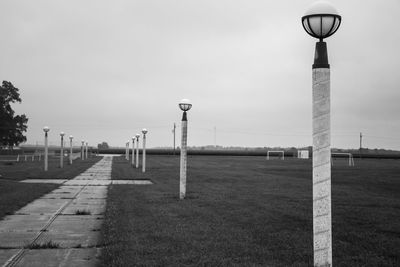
[173,123,176,155]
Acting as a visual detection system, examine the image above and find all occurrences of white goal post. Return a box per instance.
[266,150,285,160]
[331,152,354,166]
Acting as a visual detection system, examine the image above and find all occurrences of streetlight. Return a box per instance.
[43,126,50,171]
[142,129,148,173]
[60,132,65,168]
[81,140,85,160]
[135,134,140,168]
[125,141,129,160]
[302,1,341,266]
[69,135,73,165]
[85,142,88,159]
[131,137,135,166]
[178,98,192,199]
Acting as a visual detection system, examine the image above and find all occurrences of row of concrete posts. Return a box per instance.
[125,129,148,173]
[42,126,91,172]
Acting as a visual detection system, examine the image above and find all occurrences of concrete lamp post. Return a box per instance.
[142,128,148,173]
[302,1,341,266]
[126,141,130,160]
[69,135,73,165]
[131,137,135,166]
[135,134,140,168]
[43,126,50,171]
[179,99,192,200]
[60,132,65,168]
[81,140,85,160]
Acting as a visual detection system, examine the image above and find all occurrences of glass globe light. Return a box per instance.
[179,99,192,112]
[302,0,341,41]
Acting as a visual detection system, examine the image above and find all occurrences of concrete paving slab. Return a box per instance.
[61,204,105,215]
[47,215,103,232]
[16,199,70,215]
[16,248,101,267]
[63,180,90,186]
[112,180,153,185]
[38,230,100,248]
[0,214,51,232]
[0,231,37,248]
[20,179,68,184]
[0,249,20,263]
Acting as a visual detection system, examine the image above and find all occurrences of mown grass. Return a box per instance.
[0,156,101,220]
[100,155,400,266]
[0,156,101,181]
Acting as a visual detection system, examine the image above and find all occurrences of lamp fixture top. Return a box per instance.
[179,98,192,112]
[302,0,341,41]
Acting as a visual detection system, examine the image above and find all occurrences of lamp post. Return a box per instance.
[69,135,73,165]
[131,137,135,166]
[135,134,140,168]
[179,99,192,199]
[125,141,129,160]
[302,1,341,266]
[43,126,50,171]
[142,129,148,172]
[81,140,85,160]
[85,142,88,159]
[60,132,65,168]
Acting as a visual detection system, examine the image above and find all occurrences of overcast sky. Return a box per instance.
[1,0,399,150]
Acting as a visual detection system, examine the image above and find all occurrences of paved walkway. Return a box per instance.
[0,156,112,266]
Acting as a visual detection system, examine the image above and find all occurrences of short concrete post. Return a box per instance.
[180,117,188,199]
[312,67,332,266]
[135,135,140,168]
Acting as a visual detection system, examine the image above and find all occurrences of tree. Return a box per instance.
[0,81,28,148]
[98,142,109,150]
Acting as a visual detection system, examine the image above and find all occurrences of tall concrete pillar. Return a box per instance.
[44,132,48,171]
[60,134,64,168]
[312,55,332,266]
[131,138,135,166]
[142,130,147,173]
[180,118,188,199]
[69,136,73,165]
[135,135,140,168]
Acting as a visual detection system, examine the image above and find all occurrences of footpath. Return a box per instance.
[0,156,112,266]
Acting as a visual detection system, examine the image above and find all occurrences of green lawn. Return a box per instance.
[100,156,400,266]
[0,156,101,220]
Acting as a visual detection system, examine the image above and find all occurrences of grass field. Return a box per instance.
[100,155,400,266]
[0,156,101,220]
